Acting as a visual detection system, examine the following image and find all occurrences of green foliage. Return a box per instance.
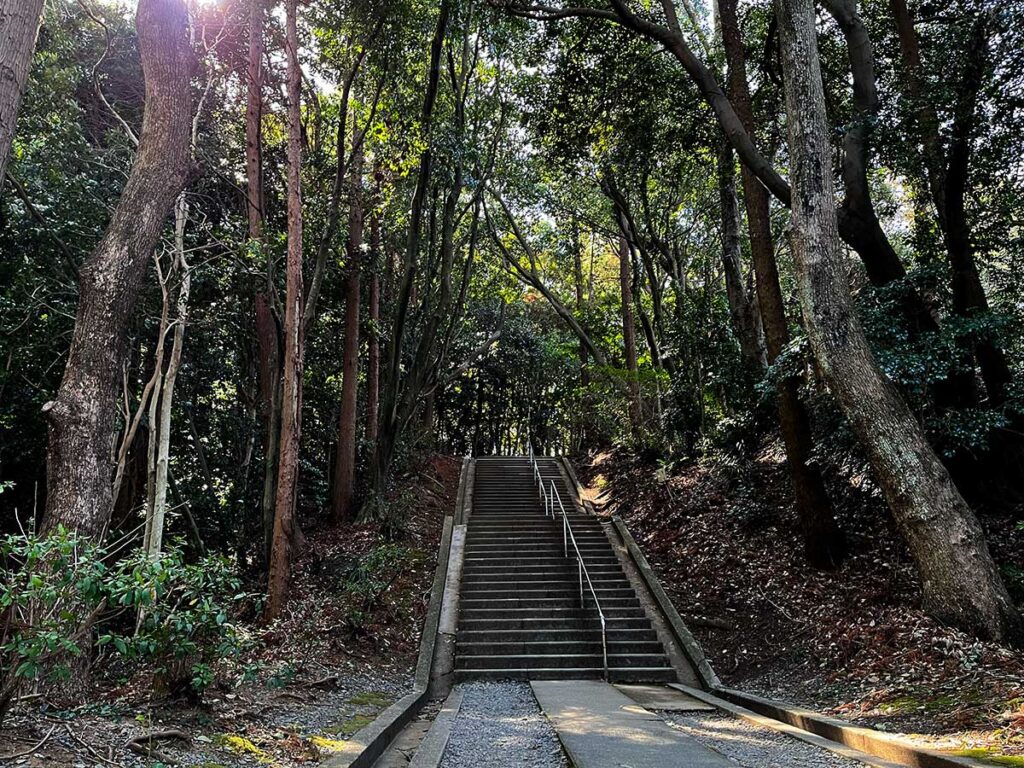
[340,543,417,637]
[0,527,256,721]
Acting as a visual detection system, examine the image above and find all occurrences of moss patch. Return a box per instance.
[349,691,392,708]
[879,694,955,715]
[215,734,274,764]
[310,735,361,754]
[953,749,1024,766]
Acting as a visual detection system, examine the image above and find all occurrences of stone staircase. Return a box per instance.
[454,456,676,681]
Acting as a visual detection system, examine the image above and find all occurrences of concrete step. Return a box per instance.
[462,557,620,567]
[454,667,678,682]
[459,606,646,619]
[456,628,659,643]
[460,597,641,610]
[457,616,652,631]
[456,640,666,656]
[462,548,613,558]
[459,587,637,600]
[457,653,670,671]
[461,565,625,577]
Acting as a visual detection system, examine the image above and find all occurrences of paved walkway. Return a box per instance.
[531,680,733,767]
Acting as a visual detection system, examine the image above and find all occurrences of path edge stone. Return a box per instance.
[408,687,465,768]
[685,684,991,768]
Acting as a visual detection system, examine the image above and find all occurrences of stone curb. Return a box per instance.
[705,686,989,768]
[610,515,720,689]
[323,461,469,768]
[670,684,908,768]
[408,687,465,768]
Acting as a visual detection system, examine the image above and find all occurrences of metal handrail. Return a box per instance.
[528,444,608,681]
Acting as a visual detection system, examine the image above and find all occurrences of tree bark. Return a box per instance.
[265,0,304,622]
[331,133,363,524]
[0,0,46,184]
[775,0,1020,642]
[717,139,766,372]
[245,0,264,240]
[718,0,844,568]
[618,235,643,432]
[42,0,193,539]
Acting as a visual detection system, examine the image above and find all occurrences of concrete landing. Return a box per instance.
[531,680,732,767]
[615,683,716,712]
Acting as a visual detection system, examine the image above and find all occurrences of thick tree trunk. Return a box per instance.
[42,0,193,539]
[331,137,363,524]
[0,0,45,183]
[717,139,766,372]
[718,0,844,568]
[618,235,643,432]
[775,0,1020,642]
[265,0,304,622]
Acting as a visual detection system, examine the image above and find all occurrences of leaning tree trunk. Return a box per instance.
[0,0,46,184]
[42,0,193,539]
[718,0,845,568]
[265,0,304,622]
[331,136,364,524]
[775,0,1020,643]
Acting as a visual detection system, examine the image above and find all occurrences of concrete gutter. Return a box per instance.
[324,459,472,768]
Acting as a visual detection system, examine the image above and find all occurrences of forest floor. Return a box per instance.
[0,455,459,768]
[574,447,1024,765]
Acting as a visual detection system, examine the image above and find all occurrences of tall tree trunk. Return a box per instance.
[775,0,1020,642]
[718,0,844,568]
[0,0,45,183]
[42,0,193,538]
[246,0,280,565]
[572,225,590,385]
[331,134,364,524]
[366,214,381,446]
[265,0,304,622]
[618,235,643,432]
[245,0,264,240]
[717,139,766,372]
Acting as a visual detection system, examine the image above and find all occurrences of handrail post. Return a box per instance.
[601,615,608,681]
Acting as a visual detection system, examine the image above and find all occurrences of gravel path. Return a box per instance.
[440,682,567,768]
[664,713,865,768]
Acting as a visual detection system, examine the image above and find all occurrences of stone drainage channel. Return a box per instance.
[428,681,876,768]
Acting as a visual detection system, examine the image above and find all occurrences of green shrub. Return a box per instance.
[0,527,255,724]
